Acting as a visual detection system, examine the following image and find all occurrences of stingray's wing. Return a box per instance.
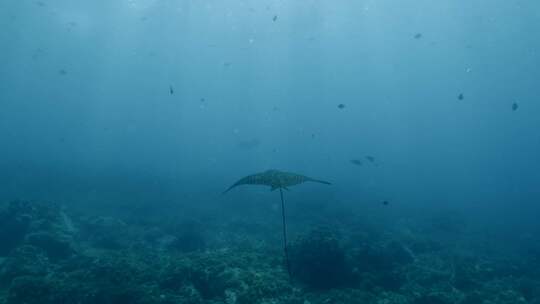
[222,172,270,194]
[305,176,332,185]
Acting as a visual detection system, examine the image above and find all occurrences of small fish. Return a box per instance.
[512,102,519,111]
[414,33,422,39]
[457,93,464,100]
[273,15,278,22]
[337,104,346,109]
[382,201,389,206]
[350,159,362,166]
[169,85,174,95]
[200,98,205,102]
[58,69,67,76]
[365,156,375,163]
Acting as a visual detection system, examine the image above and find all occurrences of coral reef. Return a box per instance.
[0,199,539,304]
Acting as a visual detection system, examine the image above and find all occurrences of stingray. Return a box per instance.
[223,169,331,280]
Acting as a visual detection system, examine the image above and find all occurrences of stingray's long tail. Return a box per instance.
[280,188,292,282]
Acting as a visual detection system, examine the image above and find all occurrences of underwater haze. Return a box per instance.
[1,1,540,303]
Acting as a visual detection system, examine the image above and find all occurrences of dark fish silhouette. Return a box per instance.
[512,102,519,111]
[273,15,278,22]
[365,156,375,163]
[382,201,389,206]
[337,104,346,109]
[414,33,422,39]
[350,159,362,166]
[223,169,331,194]
[169,85,174,95]
[458,93,464,100]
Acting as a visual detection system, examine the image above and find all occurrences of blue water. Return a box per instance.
[1,1,540,303]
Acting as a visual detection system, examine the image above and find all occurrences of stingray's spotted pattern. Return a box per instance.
[223,169,331,194]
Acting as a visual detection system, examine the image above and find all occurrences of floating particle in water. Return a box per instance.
[67,21,77,30]
[414,33,422,39]
[58,69,67,76]
[32,48,45,60]
[337,104,345,109]
[512,102,519,111]
[200,98,205,102]
[273,15,278,22]
[457,93,464,100]
[169,85,174,95]
[382,201,389,206]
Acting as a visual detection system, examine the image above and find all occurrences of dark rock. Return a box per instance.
[290,228,354,289]
[0,211,30,255]
[352,240,414,274]
[7,276,52,304]
[25,232,74,260]
[169,231,206,253]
